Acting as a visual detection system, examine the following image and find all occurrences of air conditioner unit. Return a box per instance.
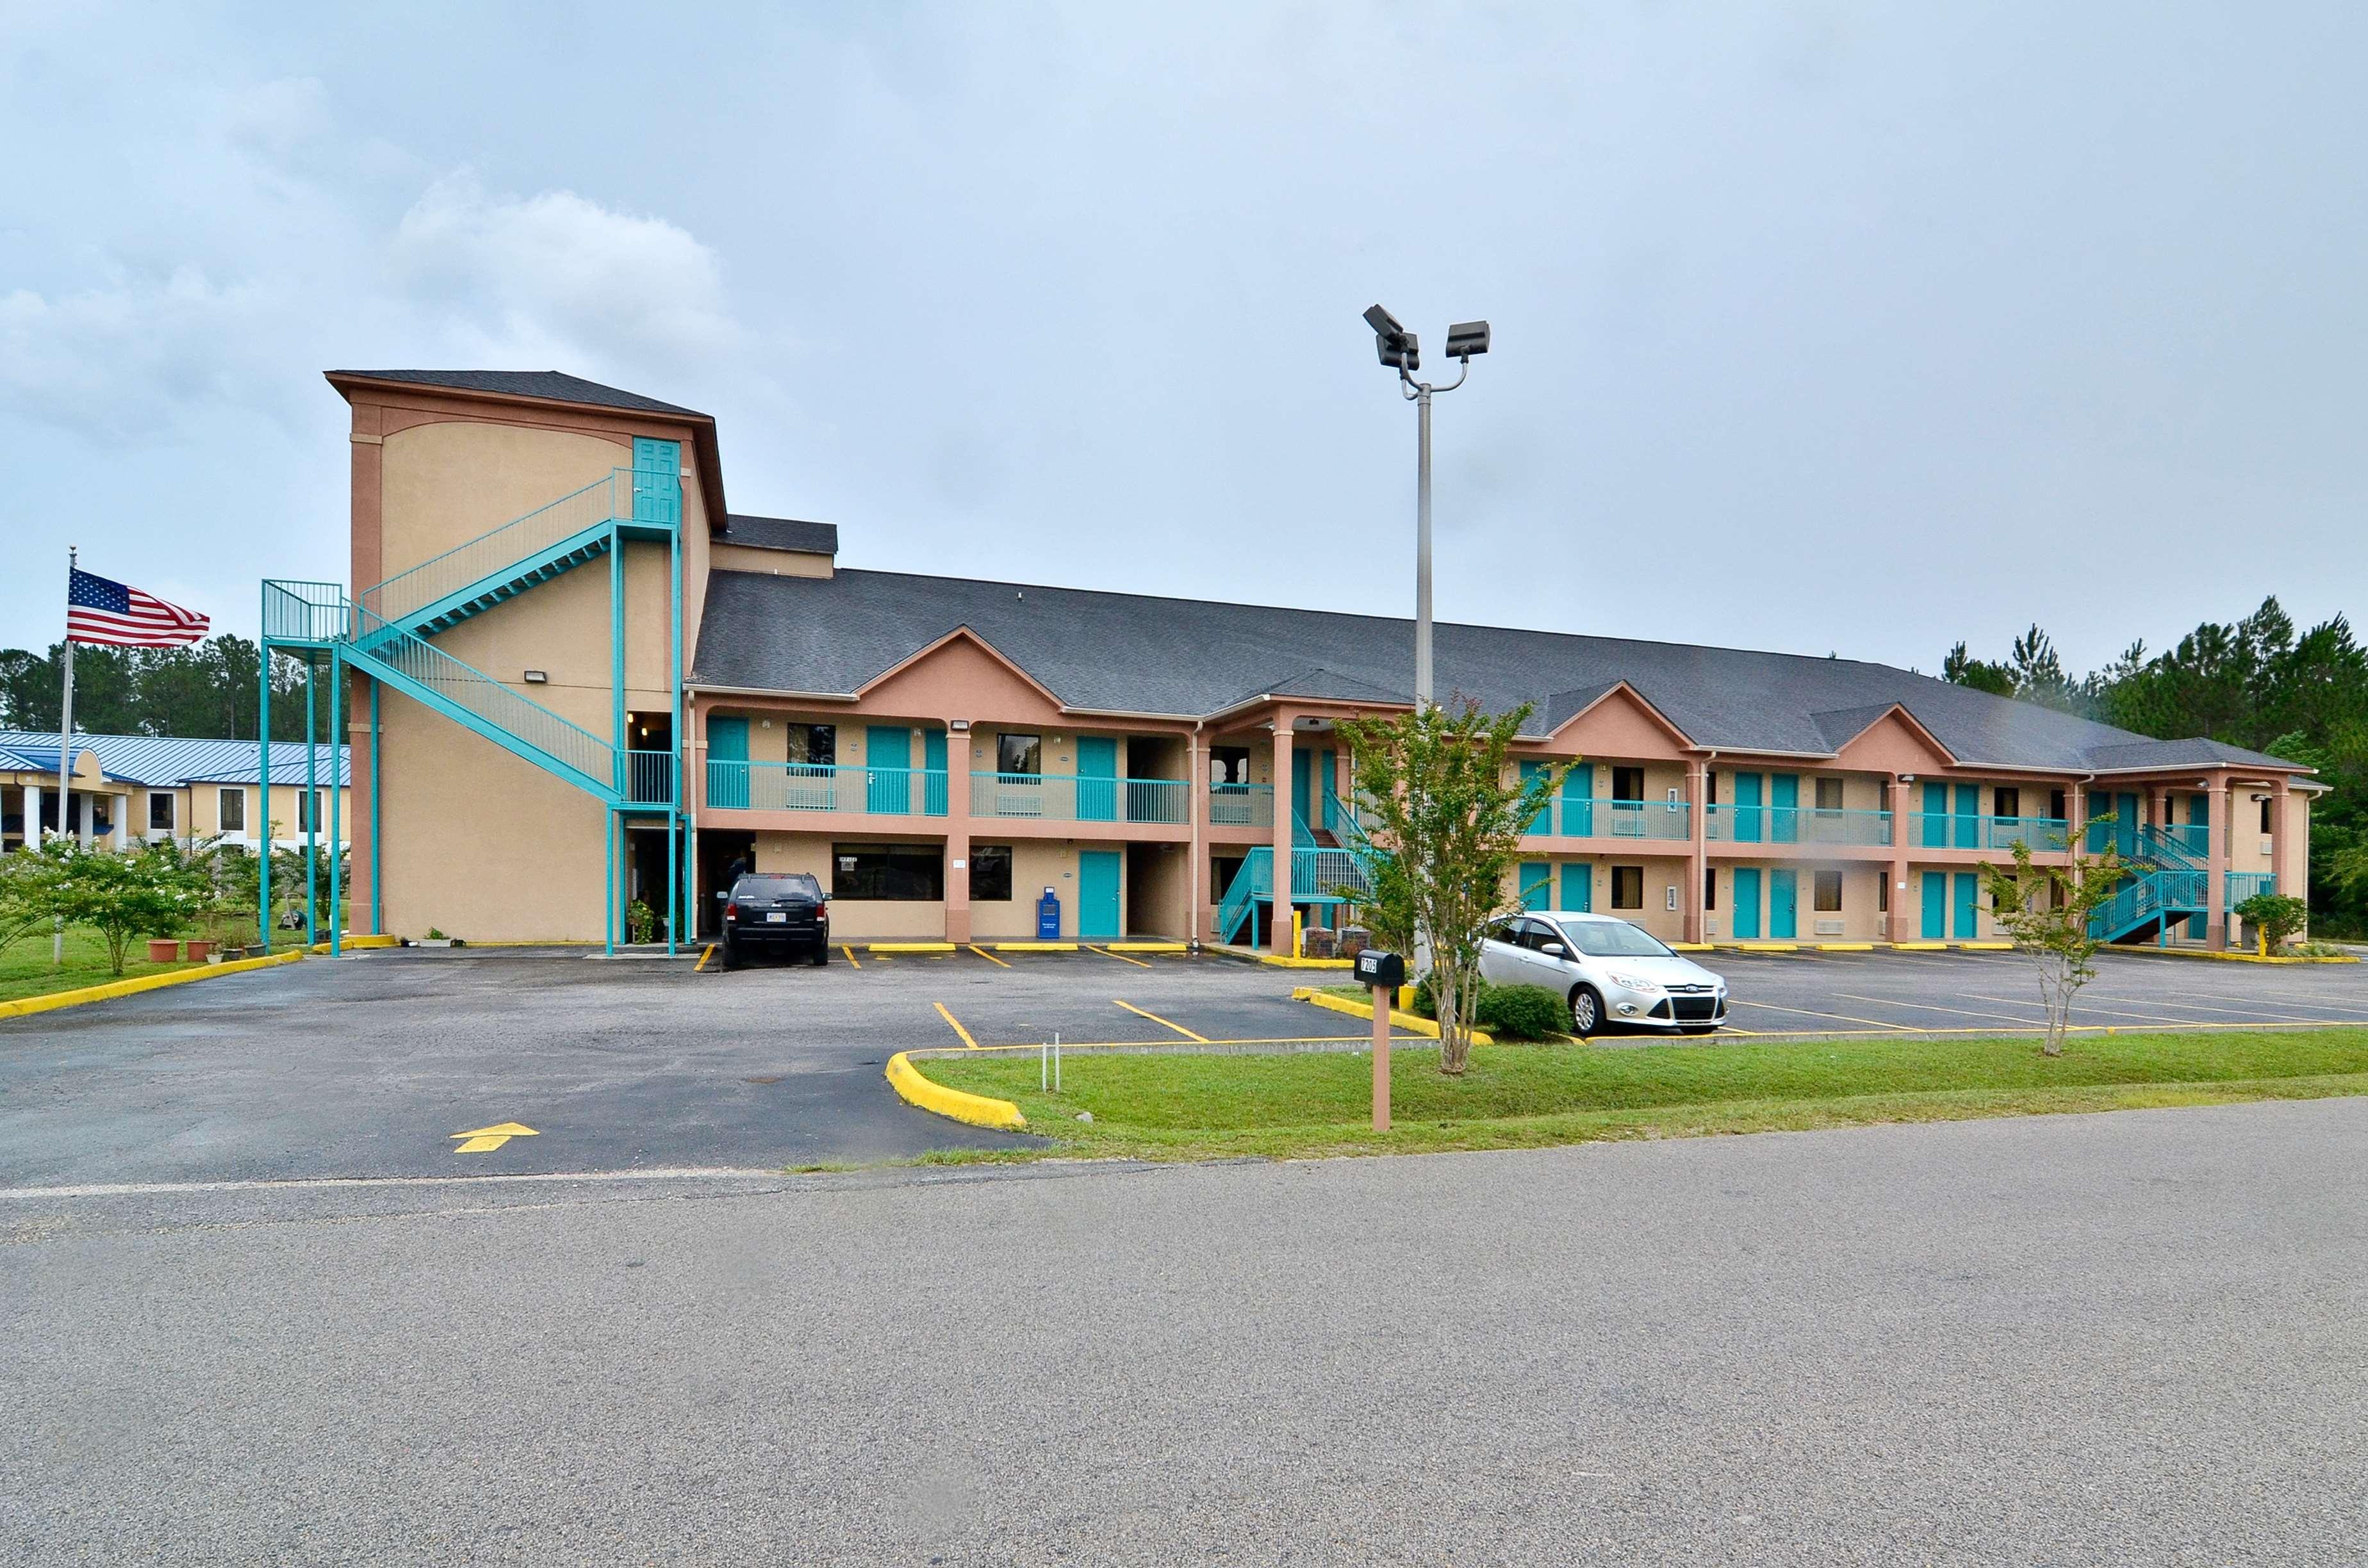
[1813,919,1845,936]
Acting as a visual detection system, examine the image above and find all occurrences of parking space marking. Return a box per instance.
[1962,991,2212,1027]
[1114,999,1210,1042]
[840,945,862,968]
[1729,999,1918,1032]
[2152,988,2368,1022]
[452,1122,537,1154]
[1089,945,1153,968]
[933,1001,982,1050]
[694,944,716,973]
[1834,992,2038,1027]
[966,945,1012,968]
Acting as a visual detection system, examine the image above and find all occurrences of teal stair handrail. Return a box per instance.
[358,470,632,626]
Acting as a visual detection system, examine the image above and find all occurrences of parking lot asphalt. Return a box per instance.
[3,943,2365,1189]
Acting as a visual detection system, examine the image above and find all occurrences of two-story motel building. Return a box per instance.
[268,370,2316,954]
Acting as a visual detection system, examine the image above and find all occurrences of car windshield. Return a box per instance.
[1556,919,1673,958]
[736,874,821,899]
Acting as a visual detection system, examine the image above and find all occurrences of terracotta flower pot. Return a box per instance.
[146,939,182,963]
[185,940,214,961]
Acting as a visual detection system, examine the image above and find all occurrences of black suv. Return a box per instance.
[720,873,830,968]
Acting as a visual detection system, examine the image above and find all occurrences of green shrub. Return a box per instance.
[1476,983,1569,1041]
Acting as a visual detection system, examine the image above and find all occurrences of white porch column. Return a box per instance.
[111,793,129,849]
[75,790,92,847]
[22,783,40,847]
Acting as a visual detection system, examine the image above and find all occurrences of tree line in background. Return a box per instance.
[0,637,320,741]
[1941,596,2368,936]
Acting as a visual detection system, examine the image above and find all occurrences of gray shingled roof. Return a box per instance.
[329,370,705,418]
[689,568,2309,774]
[721,514,839,555]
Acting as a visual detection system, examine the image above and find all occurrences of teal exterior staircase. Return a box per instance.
[1215,799,1383,945]
[261,453,688,954]
[2088,824,2210,944]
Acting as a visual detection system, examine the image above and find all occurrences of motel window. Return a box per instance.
[2261,797,2274,834]
[1814,870,1843,912]
[1878,874,1889,913]
[148,792,174,831]
[971,845,1014,902]
[1706,771,1718,806]
[1814,777,1845,812]
[218,788,245,833]
[2049,789,2068,821]
[1209,746,1251,785]
[1994,787,2020,819]
[785,724,837,765]
[1611,767,1644,803]
[295,789,322,832]
[1704,868,1716,911]
[1611,865,1643,910]
[832,843,944,901]
[997,733,1042,778]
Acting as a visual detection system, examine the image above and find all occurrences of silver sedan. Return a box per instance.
[1478,911,1729,1036]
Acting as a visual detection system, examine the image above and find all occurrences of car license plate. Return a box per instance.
[766,911,787,923]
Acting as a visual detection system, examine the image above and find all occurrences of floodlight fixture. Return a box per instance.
[1445,320,1491,359]
[1364,302,1418,372]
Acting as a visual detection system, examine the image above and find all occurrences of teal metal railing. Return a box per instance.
[2135,824,2203,872]
[706,761,946,815]
[2226,871,2277,907]
[1572,799,1693,840]
[1210,781,1274,828]
[1709,803,1892,844]
[1910,813,2073,852]
[1213,842,1374,945]
[620,750,675,805]
[971,772,1186,823]
[2089,870,2208,942]
[358,468,662,628]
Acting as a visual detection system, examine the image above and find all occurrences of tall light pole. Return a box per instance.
[1364,306,1490,709]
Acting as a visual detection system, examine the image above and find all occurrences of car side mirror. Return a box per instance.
[1541,942,1568,958]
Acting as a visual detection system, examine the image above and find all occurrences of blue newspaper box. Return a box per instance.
[1035,888,1061,940]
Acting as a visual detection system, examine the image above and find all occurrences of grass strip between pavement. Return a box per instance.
[910,1027,2368,1163]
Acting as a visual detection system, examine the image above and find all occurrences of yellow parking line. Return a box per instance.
[1113,999,1210,1041]
[1728,998,1917,1032]
[694,943,716,973]
[1089,944,1152,968]
[934,1001,981,1050]
[966,944,1012,968]
[841,945,861,968]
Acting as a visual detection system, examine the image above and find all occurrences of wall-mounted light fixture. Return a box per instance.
[523,670,549,684]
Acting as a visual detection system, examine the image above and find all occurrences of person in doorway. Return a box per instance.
[726,851,753,888]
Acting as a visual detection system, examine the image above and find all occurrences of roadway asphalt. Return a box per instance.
[5,1098,2364,1564]
[5,945,2367,1186]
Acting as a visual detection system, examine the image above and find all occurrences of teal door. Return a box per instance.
[1770,774,1799,844]
[1519,760,1550,837]
[1733,773,1763,843]
[2185,792,2210,858]
[1953,784,1980,849]
[1077,736,1118,822]
[1559,862,1591,912]
[1290,749,1311,829]
[2116,792,2139,857]
[1320,751,1337,812]
[1768,868,1798,939]
[631,438,682,527]
[1952,872,1979,939]
[1921,871,1947,940]
[922,730,948,816]
[1922,781,1950,847]
[1561,765,1593,837]
[1732,868,1762,939]
[1079,850,1122,940]
[866,726,912,814]
[1520,861,1550,911]
[707,717,749,809]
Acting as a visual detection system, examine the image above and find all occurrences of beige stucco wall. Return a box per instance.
[1130,840,1190,936]
[753,831,951,941]
[1702,861,1886,942]
[708,543,830,578]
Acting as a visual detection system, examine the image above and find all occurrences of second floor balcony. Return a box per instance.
[971,772,1187,824]
[707,760,948,817]
[1707,805,1895,847]
[1528,798,1693,841]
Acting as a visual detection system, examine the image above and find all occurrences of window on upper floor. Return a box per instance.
[785,724,836,765]
[997,733,1042,777]
[1210,746,1251,785]
[2049,789,2067,821]
[1611,767,1643,803]
[1993,787,2020,819]
[1814,870,1843,911]
[1814,777,1845,812]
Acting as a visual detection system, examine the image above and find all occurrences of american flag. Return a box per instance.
[67,568,210,648]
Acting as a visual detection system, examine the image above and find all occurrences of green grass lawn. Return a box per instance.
[0,920,308,1007]
[916,1029,2368,1162]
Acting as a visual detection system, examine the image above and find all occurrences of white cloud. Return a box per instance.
[0,266,277,441]
[390,172,739,374]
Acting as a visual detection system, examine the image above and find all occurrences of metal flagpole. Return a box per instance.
[55,548,74,964]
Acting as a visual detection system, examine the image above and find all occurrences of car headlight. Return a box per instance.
[1606,971,1657,991]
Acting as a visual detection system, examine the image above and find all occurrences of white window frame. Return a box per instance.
[217,786,248,837]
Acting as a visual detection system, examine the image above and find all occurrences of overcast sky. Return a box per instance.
[4,3,2362,677]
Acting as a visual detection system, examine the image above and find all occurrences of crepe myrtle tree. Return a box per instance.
[1977,829,2126,1058]
[2233,891,2308,954]
[1335,701,1568,1074]
[19,837,218,976]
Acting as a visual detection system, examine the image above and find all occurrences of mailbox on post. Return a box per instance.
[1354,949,1406,1133]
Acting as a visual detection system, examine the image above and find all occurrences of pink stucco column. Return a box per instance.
[2271,779,2292,897]
[943,723,971,944]
[1683,758,1707,943]
[1187,733,1210,943]
[1887,777,1912,942]
[2205,777,2230,949]
[1269,714,1295,954]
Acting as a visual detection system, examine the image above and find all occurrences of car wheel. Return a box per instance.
[810,943,829,967]
[719,938,738,972]
[1568,984,1604,1038]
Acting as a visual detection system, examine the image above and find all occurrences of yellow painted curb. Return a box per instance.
[1291,988,1494,1045]
[992,941,1079,952]
[0,949,306,1022]
[1893,941,1947,952]
[2116,946,2358,965]
[1258,954,1354,969]
[1732,942,1801,954]
[868,942,957,954]
[307,934,402,953]
[1955,941,2014,952]
[1816,942,1875,952]
[1105,942,1189,953]
[447,939,601,948]
[885,1051,1028,1131]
